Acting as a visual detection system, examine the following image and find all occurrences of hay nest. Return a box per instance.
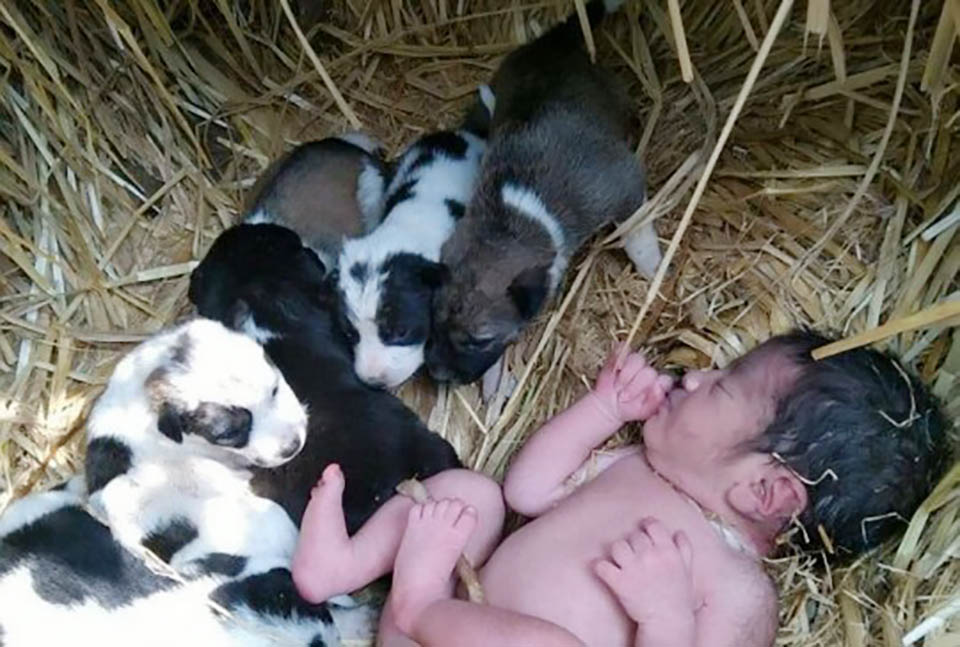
[1,0,958,644]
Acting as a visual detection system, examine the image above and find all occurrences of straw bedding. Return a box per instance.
[1,0,958,644]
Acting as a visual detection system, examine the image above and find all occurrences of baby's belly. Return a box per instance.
[480,503,640,645]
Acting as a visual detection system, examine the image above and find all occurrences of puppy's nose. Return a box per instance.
[279,439,302,459]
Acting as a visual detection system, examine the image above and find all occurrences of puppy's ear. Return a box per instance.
[508,265,549,320]
[157,402,185,443]
[297,247,328,285]
[226,299,252,332]
[419,260,449,289]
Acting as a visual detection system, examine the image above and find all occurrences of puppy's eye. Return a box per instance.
[271,383,279,398]
[462,335,495,351]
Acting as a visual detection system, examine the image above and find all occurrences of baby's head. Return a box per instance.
[643,330,952,558]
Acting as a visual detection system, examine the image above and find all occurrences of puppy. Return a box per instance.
[83,318,308,575]
[336,89,493,388]
[0,321,372,646]
[427,0,662,384]
[244,133,389,270]
[188,223,461,534]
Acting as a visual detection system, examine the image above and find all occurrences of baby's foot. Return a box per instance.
[388,499,478,635]
[291,464,353,602]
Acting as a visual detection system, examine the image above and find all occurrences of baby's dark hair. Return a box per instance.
[746,329,953,556]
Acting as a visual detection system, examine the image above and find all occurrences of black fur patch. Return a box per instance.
[85,437,133,494]
[377,254,444,346]
[349,262,368,283]
[141,516,199,563]
[508,265,550,321]
[418,131,468,159]
[444,198,465,220]
[383,179,416,215]
[308,638,326,647]
[191,553,247,577]
[407,150,436,175]
[0,506,175,607]
[210,568,334,623]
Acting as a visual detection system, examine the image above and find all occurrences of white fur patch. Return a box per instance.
[243,208,272,225]
[622,221,662,280]
[355,161,386,226]
[335,131,383,156]
[478,84,495,116]
[239,314,279,345]
[500,183,569,290]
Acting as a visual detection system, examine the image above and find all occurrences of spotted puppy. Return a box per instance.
[244,133,389,270]
[336,89,493,388]
[427,0,662,385]
[0,320,372,646]
[83,318,307,577]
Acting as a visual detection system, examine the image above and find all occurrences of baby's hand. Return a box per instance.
[591,345,674,424]
[594,518,696,626]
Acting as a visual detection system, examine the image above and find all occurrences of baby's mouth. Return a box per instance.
[665,387,687,410]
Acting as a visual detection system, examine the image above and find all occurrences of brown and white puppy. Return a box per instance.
[244,134,388,270]
[426,0,661,384]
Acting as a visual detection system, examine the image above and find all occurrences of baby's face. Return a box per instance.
[642,349,797,493]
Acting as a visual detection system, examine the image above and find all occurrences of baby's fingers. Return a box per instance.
[615,352,649,386]
[594,559,624,588]
[674,531,694,572]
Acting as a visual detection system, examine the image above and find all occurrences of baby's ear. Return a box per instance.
[726,460,808,525]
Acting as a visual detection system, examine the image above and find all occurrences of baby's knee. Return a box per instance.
[427,469,504,527]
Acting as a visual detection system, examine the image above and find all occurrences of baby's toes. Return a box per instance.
[440,498,466,522]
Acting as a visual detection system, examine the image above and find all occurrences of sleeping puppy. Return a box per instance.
[188,224,461,534]
[426,0,662,385]
[335,88,493,389]
[244,133,389,270]
[83,319,307,577]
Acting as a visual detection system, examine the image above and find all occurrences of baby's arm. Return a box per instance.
[504,348,672,517]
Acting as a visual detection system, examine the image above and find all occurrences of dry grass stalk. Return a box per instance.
[1,1,958,645]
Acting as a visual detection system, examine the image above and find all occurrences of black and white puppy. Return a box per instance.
[0,483,367,647]
[188,223,461,534]
[0,320,371,646]
[83,319,307,578]
[427,0,662,385]
[336,89,493,388]
[245,133,389,270]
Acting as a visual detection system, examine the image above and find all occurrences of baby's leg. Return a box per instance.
[292,465,504,603]
[379,501,585,647]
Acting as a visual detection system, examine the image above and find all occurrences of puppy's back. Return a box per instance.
[246,139,386,266]
[489,0,631,139]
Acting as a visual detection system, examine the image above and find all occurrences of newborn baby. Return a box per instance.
[294,330,950,646]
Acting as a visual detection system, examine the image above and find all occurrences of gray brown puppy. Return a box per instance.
[427,0,660,384]
[244,133,388,270]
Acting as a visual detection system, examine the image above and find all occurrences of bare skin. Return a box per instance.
[299,345,804,646]
[292,464,504,603]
